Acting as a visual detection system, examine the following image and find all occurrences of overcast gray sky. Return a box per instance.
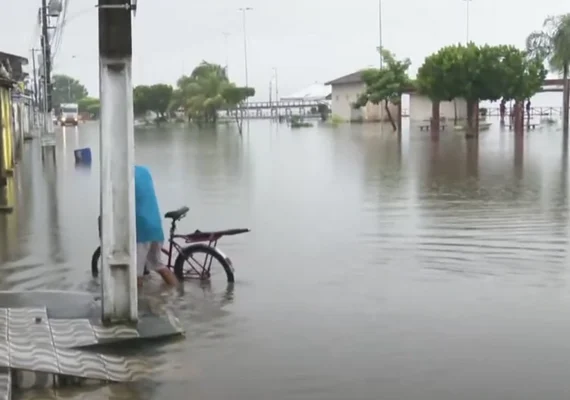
[2,0,570,100]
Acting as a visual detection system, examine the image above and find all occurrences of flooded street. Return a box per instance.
[4,119,570,399]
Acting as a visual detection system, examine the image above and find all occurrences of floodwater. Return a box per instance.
[3,118,570,400]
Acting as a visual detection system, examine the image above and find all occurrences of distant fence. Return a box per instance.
[219,108,410,120]
[484,107,562,118]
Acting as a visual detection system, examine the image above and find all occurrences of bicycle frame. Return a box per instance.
[94,212,249,281]
[162,219,247,279]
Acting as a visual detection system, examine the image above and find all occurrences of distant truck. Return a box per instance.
[59,103,79,126]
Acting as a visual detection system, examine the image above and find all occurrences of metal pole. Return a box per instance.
[41,0,54,142]
[98,0,138,324]
[40,1,50,139]
[31,49,39,107]
[41,0,52,112]
[239,7,252,88]
[223,32,230,77]
[273,67,279,103]
[464,0,471,44]
[378,0,383,68]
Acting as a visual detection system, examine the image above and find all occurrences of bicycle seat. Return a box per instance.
[164,206,189,221]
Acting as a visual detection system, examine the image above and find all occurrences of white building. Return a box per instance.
[408,93,468,124]
[281,83,331,102]
[325,71,399,122]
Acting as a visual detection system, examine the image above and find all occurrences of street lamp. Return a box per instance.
[463,0,472,44]
[378,0,383,68]
[222,32,230,77]
[238,7,252,88]
[273,67,279,103]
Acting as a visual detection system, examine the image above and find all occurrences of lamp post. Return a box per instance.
[238,7,252,88]
[222,32,230,77]
[463,0,472,44]
[378,0,383,68]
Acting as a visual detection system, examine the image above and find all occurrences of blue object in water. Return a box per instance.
[74,148,92,164]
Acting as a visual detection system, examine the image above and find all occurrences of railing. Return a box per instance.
[232,100,326,110]
[484,107,562,118]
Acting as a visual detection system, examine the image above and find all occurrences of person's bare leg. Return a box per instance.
[147,241,178,286]
[157,266,178,286]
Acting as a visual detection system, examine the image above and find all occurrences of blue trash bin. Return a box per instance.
[74,148,92,164]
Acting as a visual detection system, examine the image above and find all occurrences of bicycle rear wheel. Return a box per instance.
[173,243,235,283]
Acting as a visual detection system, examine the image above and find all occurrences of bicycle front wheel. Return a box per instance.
[91,246,101,278]
[91,246,150,278]
[173,243,235,283]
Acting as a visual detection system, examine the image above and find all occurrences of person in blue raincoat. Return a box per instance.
[135,165,178,288]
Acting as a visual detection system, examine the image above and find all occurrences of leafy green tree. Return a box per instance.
[417,45,465,130]
[147,84,173,118]
[527,14,570,135]
[78,96,100,118]
[222,85,255,134]
[133,85,151,117]
[175,62,229,123]
[497,46,546,131]
[354,49,411,131]
[498,46,547,102]
[417,44,545,135]
[52,74,88,106]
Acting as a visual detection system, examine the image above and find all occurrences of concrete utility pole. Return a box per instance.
[40,0,55,144]
[98,0,138,324]
[31,49,40,107]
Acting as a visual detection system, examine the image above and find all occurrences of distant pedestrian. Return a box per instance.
[526,100,531,114]
[500,99,506,120]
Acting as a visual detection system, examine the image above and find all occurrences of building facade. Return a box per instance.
[408,93,468,124]
[0,51,29,212]
[325,71,399,122]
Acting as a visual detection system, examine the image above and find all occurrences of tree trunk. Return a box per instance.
[235,104,244,135]
[466,99,476,137]
[474,101,479,134]
[453,99,458,125]
[513,101,524,134]
[384,100,396,131]
[396,102,402,134]
[430,100,440,133]
[562,63,570,135]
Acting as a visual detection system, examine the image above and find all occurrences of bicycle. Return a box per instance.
[91,206,250,282]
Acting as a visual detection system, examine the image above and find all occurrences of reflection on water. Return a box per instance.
[4,121,570,399]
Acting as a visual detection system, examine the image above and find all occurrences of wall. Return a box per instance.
[0,88,13,173]
[330,82,399,122]
[409,94,468,124]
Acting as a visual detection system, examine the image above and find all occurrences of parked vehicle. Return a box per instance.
[59,103,79,126]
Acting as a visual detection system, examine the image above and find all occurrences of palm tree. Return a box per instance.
[526,14,570,135]
[173,62,230,123]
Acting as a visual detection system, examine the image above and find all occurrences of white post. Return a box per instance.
[99,0,138,324]
[464,0,472,44]
[378,0,383,68]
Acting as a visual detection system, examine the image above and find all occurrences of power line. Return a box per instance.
[51,0,70,61]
